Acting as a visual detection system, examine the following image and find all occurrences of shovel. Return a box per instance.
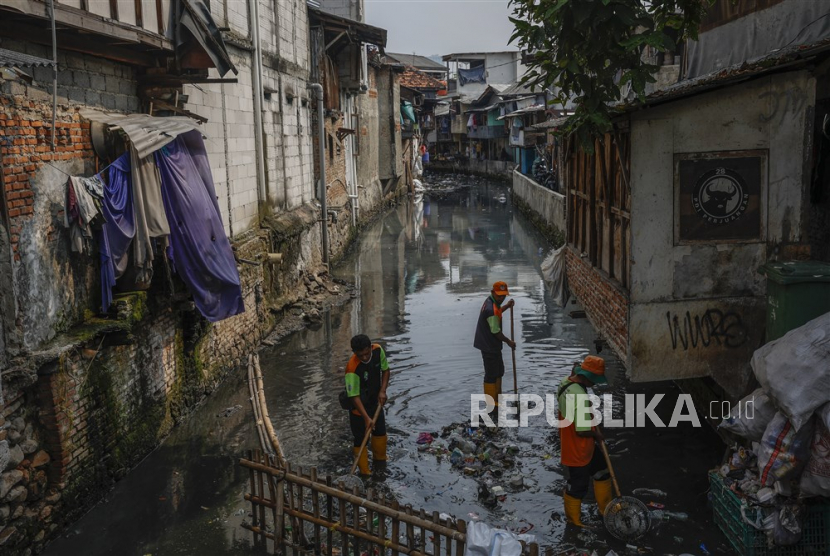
[337,404,383,491]
[599,440,651,541]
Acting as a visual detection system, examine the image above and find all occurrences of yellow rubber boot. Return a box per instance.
[593,478,613,516]
[495,377,503,401]
[563,492,586,527]
[370,435,388,462]
[483,382,499,407]
[353,446,370,475]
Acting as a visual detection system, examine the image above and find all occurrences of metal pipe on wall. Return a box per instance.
[310,83,329,266]
[49,0,57,152]
[248,0,267,206]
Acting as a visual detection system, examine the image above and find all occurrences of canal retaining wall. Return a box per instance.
[510,170,566,246]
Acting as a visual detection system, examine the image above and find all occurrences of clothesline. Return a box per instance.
[40,157,121,180]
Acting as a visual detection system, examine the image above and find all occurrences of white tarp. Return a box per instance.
[464,521,535,556]
[540,245,568,307]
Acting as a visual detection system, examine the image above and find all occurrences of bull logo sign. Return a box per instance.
[692,167,749,224]
[676,151,764,243]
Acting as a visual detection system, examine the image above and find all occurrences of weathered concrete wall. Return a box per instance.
[317,0,364,21]
[355,67,383,207]
[0,49,136,352]
[628,71,814,395]
[511,170,565,245]
[183,0,315,235]
[377,67,403,181]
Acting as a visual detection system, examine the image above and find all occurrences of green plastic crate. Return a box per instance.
[709,472,830,555]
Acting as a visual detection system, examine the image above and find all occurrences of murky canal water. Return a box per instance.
[45,177,733,556]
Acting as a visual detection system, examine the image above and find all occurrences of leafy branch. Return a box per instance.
[509,0,713,150]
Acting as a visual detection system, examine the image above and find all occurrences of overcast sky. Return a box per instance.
[365,0,519,57]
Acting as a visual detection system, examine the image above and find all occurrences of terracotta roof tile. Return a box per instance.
[400,68,445,90]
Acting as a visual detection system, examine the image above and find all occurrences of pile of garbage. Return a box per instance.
[717,312,830,546]
[416,423,535,505]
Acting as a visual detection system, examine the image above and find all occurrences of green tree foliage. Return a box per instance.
[509,0,713,149]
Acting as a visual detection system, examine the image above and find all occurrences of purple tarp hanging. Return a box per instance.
[104,153,135,279]
[99,152,135,312]
[155,131,244,322]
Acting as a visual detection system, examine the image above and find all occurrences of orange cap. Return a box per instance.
[575,356,607,384]
[492,281,510,296]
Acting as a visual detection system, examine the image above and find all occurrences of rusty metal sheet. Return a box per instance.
[80,109,205,159]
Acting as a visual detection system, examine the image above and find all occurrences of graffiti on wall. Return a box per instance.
[665,309,748,350]
[758,87,807,126]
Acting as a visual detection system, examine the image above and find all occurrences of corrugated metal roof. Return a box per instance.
[0,48,55,69]
[500,81,542,98]
[386,53,447,72]
[498,104,546,120]
[531,115,570,130]
[80,109,205,159]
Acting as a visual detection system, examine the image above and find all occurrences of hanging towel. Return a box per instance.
[64,177,101,253]
[103,153,136,280]
[131,146,170,284]
[155,131,244,322]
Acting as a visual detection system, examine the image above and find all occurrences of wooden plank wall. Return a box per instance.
[566,129,631,289]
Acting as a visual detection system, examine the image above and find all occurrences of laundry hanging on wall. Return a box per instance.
[131,146,170,285]
[458,66,486,86]
[155,131,244,322]
[65,118,244,322]
[103,152,136,281]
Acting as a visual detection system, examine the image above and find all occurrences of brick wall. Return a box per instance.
[565,247,629,360]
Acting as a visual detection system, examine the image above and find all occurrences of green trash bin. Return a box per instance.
[758,261,830,342]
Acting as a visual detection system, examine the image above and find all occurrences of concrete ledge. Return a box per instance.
[511,170,566,246]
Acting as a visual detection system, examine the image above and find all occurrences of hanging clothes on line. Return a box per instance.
[131,146,170,285]
[155,131,244,322]
[64,176,100,253]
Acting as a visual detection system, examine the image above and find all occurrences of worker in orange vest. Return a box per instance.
[557,356,612,527]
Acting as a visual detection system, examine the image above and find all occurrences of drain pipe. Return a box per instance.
[49,0,57,151]
[248,0,267,205]
[310,83,329,266]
